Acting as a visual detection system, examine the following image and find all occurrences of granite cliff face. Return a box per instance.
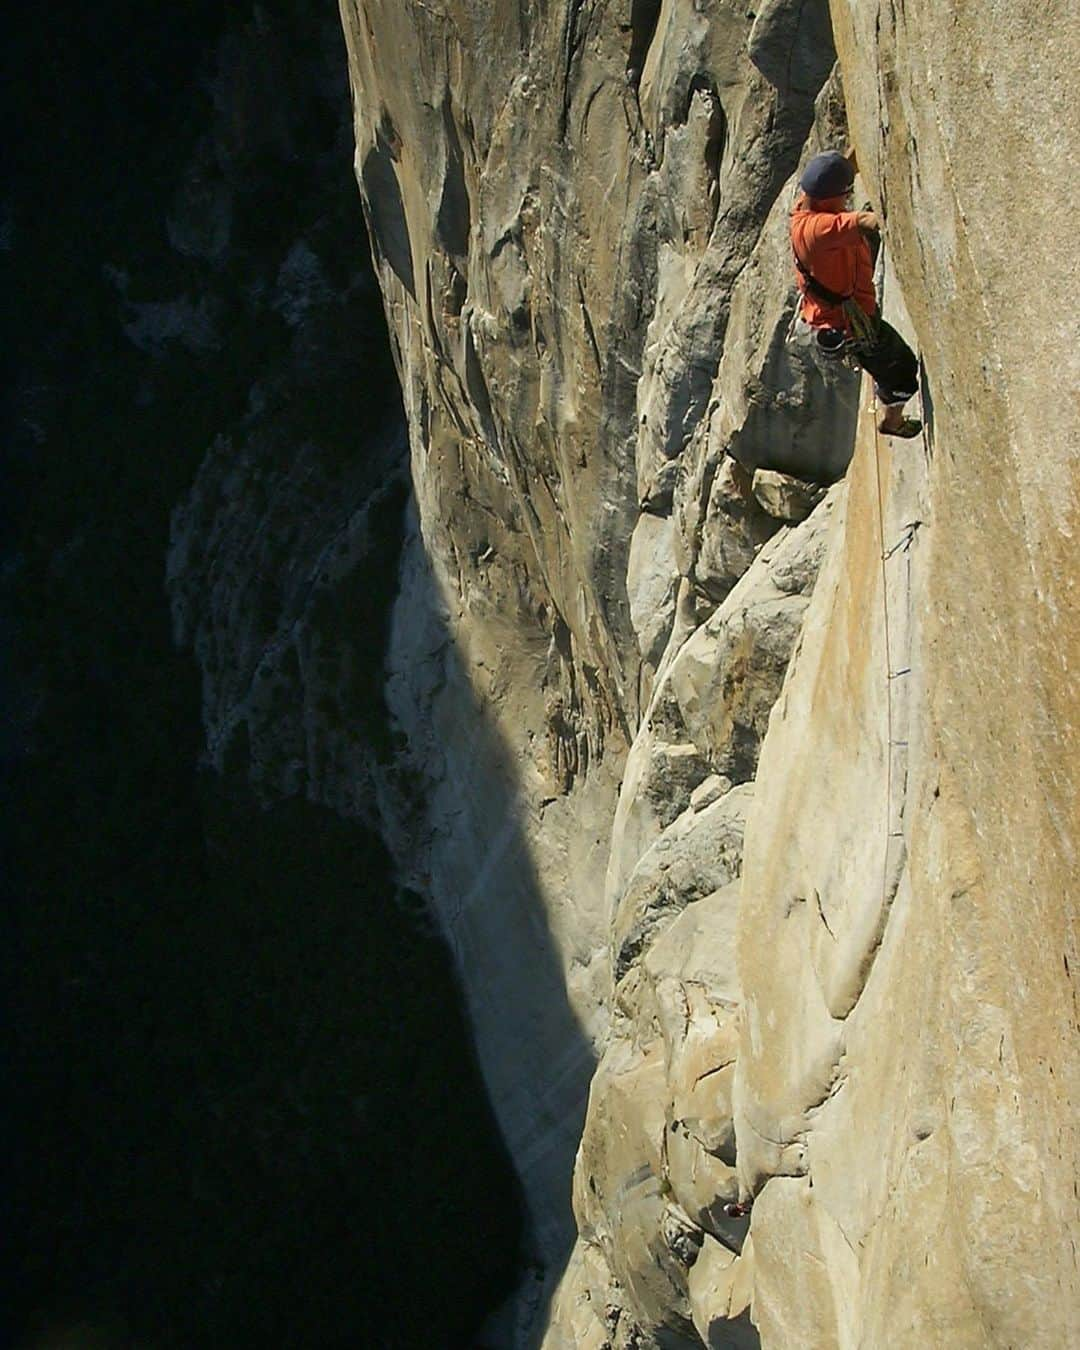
[340,0,1079,1345]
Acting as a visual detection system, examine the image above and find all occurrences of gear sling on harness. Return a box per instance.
[792,247,879,356]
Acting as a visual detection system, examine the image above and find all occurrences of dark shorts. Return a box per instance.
[853,318,919,406]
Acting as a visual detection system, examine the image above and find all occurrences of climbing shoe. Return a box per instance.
[878,416,922,439]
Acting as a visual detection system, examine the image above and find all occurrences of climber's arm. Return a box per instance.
[842,146,878,233]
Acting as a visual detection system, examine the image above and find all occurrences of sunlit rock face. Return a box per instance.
[340,0,1079,1344]
[730,5,1080,1347]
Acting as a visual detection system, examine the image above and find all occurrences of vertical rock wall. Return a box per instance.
[732,5,1080,1346]
[341,0,1079,1344]
[337,0,841,1279]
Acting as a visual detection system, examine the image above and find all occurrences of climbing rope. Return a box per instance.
[870,341,926,913]
[871,406,900,911]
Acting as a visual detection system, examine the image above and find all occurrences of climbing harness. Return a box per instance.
[791,247,849,308]
[791,245,881,365]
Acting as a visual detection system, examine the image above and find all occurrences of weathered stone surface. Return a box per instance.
[641,459,683,516]
[573,1039,701,1345]
[643,883,743,1031]
[747,1177,856,1348]
[671,593,807,781]
[543,1239,620,1350]
[642,742,713,831]
[750,468,825,522]
[763,10,1080,1338]
[628,512,680,666]
[603,724,712,939]
[644,886,744,1237]
[695,454,780,603]
[665,490,837,780]
[748,0,836,97]
[571,873,756,1342]
[689,774,733,813]
[687,1234,757,1350]
[613,784,753,981]
[380,532,616,1260]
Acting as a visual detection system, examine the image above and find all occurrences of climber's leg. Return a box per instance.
[856,319,921,436]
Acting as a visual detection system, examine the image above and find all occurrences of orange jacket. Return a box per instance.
[790,193,877,333]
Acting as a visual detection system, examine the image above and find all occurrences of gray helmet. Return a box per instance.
[799,151,855,198]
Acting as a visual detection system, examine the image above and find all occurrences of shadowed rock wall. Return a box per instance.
[5,5,524,1346]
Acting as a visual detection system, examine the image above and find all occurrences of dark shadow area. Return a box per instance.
[919,354,936,459]
[435,98,471,263]
[379,525,600,1341]
[7,768,523,1349]
[3,2,524,1346]
[361,142,416,300]
[627,0,663,82]
[314,37,606,1337]
[728,312,860,485]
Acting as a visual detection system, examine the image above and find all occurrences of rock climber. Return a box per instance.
[791,148,922,438]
